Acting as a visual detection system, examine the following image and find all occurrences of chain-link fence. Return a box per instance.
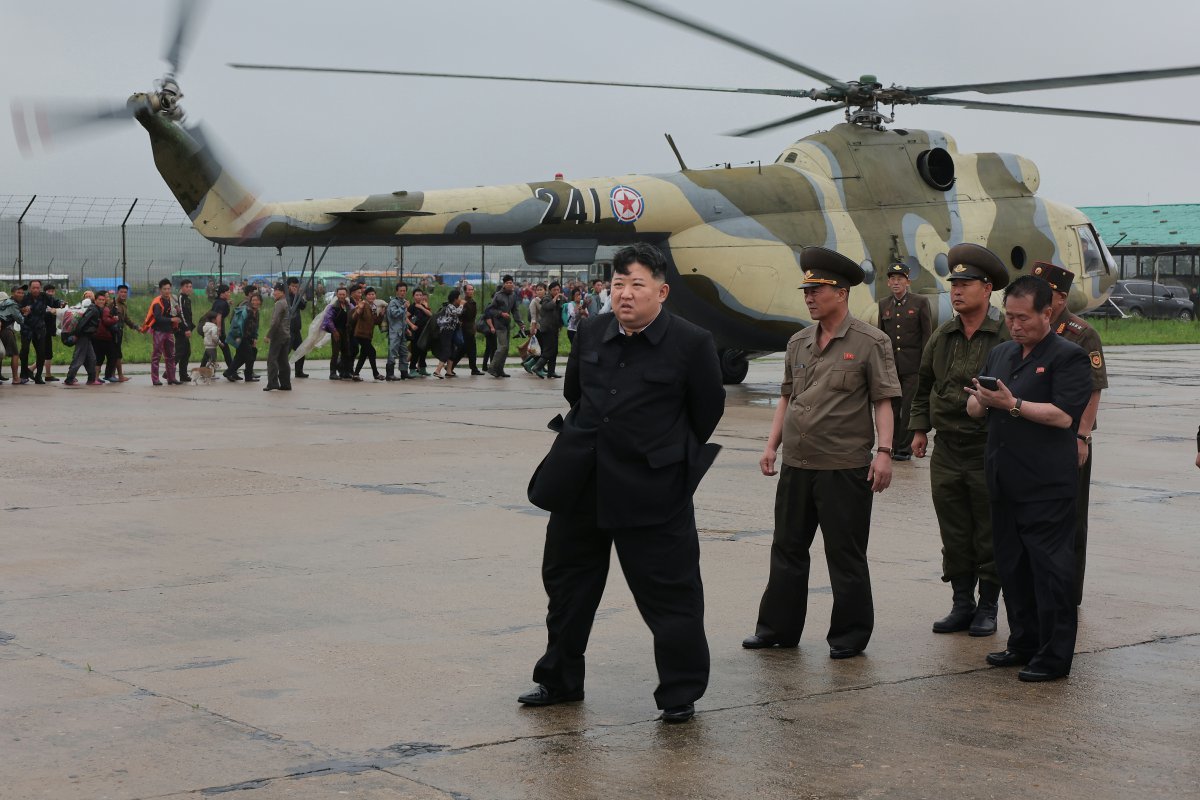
[1,194,612,295]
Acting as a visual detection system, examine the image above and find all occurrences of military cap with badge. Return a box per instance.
[886,262,910,277]
[1031,261,1074,293]
[946,243,1009,289]
[799,246,865,289]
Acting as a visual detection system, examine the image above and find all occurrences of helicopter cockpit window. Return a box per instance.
[1075,225,1110,276]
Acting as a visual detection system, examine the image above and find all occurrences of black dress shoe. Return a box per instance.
[891,452,912,461]
[224,372,239,382]
[986,649,1033,667]
[263,386,276,391]
[742,634,798,649]
[517,684,583,706]
[829,646,864,660]
[471,369,485,376]
[1018,666,1067,683]
[659,703,695,723]
[295,372,309,379]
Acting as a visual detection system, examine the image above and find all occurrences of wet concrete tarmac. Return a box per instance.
[2,345,1198,799]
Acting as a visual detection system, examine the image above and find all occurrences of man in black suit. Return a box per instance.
[521,242,725,724]
[966,275,1092,682]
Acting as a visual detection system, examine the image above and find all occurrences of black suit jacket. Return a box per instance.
[528,309,725,528]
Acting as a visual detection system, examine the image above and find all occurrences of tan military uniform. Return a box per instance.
[781,315,902,469]
[1053,307,1106,606]
[877,292,932,456]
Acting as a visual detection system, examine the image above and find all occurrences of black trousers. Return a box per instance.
[1075,445,1092,605]
[354,336,377,375]
[175,331,192,376]
[95,338,116,380]
[481,332,497,369]
[891,371,918,455]
[230,340,257,378]
[459,328,478,370]
[755,465,875,650]
[533,486,709,709]
[992,494,1077,675]
[20,334,48,380]
[532,327,560,375]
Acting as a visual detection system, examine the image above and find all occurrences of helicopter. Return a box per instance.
[13,0,1200,383]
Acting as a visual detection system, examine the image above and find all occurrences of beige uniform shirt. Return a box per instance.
[781,314,901,470]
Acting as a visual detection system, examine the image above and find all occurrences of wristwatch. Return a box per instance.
[1009,398,1023,418]
[1076,433,1093,444]
[876,446,893,456]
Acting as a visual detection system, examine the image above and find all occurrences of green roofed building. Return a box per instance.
[1080,204,1200,291]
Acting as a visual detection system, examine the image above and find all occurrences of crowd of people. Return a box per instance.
[0,274,613,390]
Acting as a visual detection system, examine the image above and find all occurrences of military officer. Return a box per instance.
[909,244,1010,636]
[1031,262,1108,606]
[744,247,900,660]
[877,262,932,460]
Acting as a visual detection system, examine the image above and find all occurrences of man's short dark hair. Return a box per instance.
[396,282,408,292]
[286,276,300,285]
[217,283,230,294]
[535,282,547,291]
[336,286,348,294]
[502,274,514,284]
[364,286,376,296]
[1004,275,1053,312]
[548,281,561,291]
[95,289,108,298]
[28,279,41,287]
[158,278,172,288]
[179,278,192,288]
[44,284,56,292]
[117,284,129,292]
[448,288,462,304]
[612,243,668,281]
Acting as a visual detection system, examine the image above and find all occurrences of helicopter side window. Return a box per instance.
[1075,225,1109,276]
[783,152,798,164]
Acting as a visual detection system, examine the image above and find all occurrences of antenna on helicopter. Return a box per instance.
[664,134,688,171]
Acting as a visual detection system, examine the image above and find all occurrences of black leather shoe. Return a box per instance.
[295,372,309,379]
[829,646,864,660]
[891,452,912,461]
[263,386,276,391]
[1018,666,1067,683]
[742,634,798,649]
[517,684,584,706]
[986,649,1032,667]
[659,703,695,723]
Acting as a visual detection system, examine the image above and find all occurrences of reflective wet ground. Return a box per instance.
[2,345,1198,799]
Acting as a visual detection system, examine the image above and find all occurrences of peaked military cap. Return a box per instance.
[1031,261,1074,293]
[799,247,865,289]
[946,243,1009,289]
[887,262,910,277]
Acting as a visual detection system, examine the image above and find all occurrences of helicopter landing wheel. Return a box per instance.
[719,348,749,385]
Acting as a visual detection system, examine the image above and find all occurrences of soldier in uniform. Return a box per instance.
[909,244,1009,636]
[877,262,932,461]
[743,247,900,660]
[1031,262,1108,606]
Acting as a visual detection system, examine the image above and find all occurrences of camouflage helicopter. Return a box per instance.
[16,0,1200,383]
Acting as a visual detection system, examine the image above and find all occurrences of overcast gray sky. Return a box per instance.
[4,0,1199,210]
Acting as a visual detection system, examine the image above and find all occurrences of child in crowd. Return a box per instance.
[200,311,220,370]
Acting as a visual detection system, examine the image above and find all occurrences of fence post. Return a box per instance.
[16,195,36,281]
[120,198,138,285]
[481,245,485,291]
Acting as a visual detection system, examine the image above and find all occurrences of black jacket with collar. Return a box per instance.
[528,309,725,528]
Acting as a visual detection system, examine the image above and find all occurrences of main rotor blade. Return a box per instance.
[910,65,1200,97]
[920,96,1200,126]
[163,0,207,75]
[726,104,840,137]
[227,63,814,98]
[602,0,845,88]
[10,99,136,156]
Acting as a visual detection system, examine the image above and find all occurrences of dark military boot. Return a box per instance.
[385,364,396,381]
[932,575,977,633]
[969,580,1000,637]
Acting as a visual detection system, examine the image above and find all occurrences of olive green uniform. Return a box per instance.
[754,314,901,650]
[877,292,932,456]
[1053,308,1108,605]
[909,314,1009,585]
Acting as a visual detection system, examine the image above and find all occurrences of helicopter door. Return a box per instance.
[732,264,780,318]
[1074,224,1112,276]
